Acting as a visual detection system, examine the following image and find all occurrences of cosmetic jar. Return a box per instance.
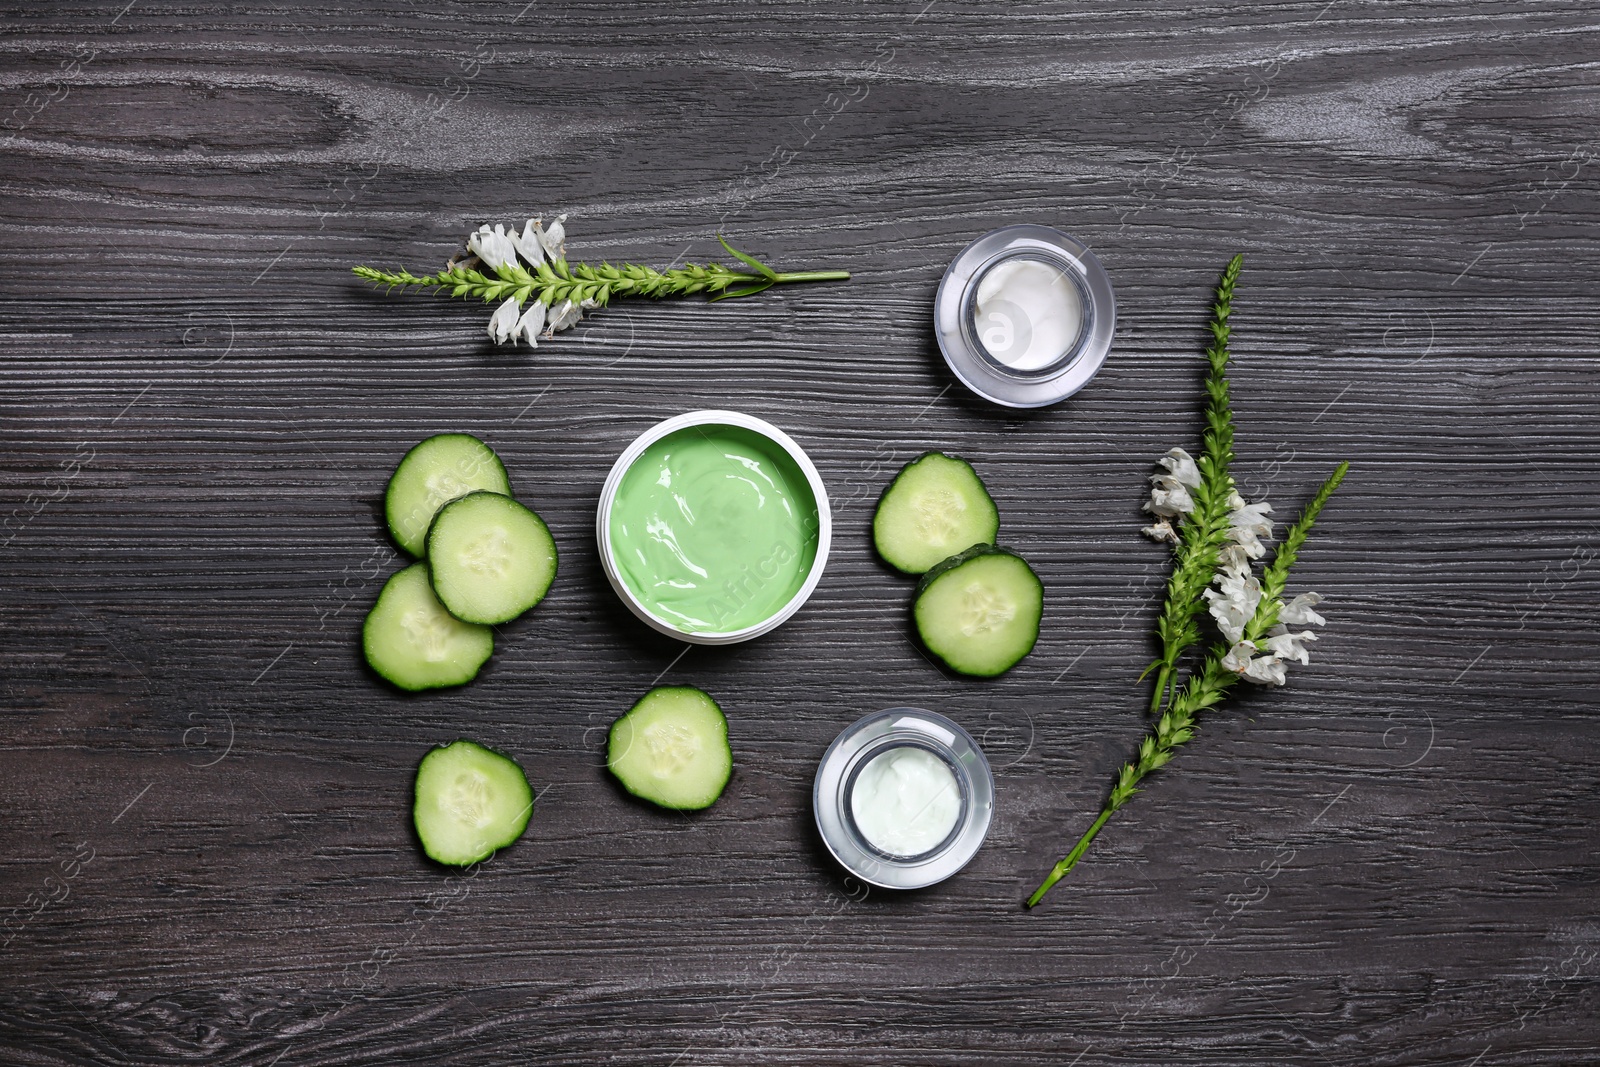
[813,708,995,890]
[597,410,832,645]
[934,224,1116,408]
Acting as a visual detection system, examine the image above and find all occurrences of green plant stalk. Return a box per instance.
[1146,254,1244,716]
[353,235,849,313]
[1027,460,1348,908]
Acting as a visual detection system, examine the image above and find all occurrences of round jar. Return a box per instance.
[597,410,832,645]
[813,708,995,890]
[934,224,1116,408]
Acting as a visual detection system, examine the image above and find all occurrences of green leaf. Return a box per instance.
[710,280,775,301]
[716,234,779,280]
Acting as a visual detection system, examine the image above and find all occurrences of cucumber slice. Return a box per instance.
[873,452,1000,574]
[913,544,1042,677]
[607,686,732,811]
[426,491,558,625]
[385,434,512,557]
[413,739,533,866]
[363,563,494,690]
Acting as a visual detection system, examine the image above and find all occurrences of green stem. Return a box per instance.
[1027,809,1113,907]
[1148,665,1171,715]
[770,270,851,283]
[1028,659,1228,908]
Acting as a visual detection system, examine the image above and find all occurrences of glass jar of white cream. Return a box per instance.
[934,224,1116,408]
[813,708,994,890]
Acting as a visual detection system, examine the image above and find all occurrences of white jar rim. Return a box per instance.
[595,409,832,645]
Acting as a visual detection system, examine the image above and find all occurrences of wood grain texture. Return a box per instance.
[2,1,1598,1064]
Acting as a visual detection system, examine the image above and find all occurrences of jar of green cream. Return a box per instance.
[597,410,832,645]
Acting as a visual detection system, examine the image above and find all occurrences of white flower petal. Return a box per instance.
[1231,524,1268,559]
[1241,655,1287,686]
[467,224,517,271]
[1226,496,1274,558]
[1280,592,1326,628]
[546,299,581,333]
[514,301,546,346]
[1217,543,1253,578]
[1154,447,1201,489]
[1265,625,1317,665]
[537,213,568,260]
[510,219,546,267]
[1230,502,1273,531]
[1144,481,1195,517]
[1222,640,1258,673]
[487,296,520,344]
[1205,570,1261,644]
[1142,519,1178,544]
[1204,592,1245,644]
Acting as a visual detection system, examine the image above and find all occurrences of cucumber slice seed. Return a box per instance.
[363,563,494,690]
[873,452,1000,574]
[426,491,558,625]
[413,739,534,866]
[607,686,732,811]
[385,433,512,557]
[913,544,1042,677]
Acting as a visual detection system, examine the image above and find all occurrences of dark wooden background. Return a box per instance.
[2,2,1597,1063]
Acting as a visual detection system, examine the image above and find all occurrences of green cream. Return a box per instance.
[609,425,819,633]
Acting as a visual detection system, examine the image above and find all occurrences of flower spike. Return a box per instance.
[354,215,850,346]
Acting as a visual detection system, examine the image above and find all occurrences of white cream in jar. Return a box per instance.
[814,708,994,890]
[934,225,1117,408]
[849,745,961,857]
[972,256,1085,371]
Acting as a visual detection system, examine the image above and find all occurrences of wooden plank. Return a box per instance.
[1,1,1597,1063]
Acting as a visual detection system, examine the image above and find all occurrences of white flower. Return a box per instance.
[467,224,518,272]
[509,219,546,267]
[1241,655,1287,686]
[1142,446,1202,517]
[1216,542,1253,579]
[514,301,546,346]
[1280,592,1326,628]
[1222,640,1257,672]
[1220,638,1287,685]
[486,296,520,344]
[546,299,582,333]
[1227,494,1274,559]
[537,213,567,260]
[1265,625,1317,665]
[1204,568,1261,644]
[1155,447,1201,489]
[1144,479,1195,518]
[1142,519,1178,544]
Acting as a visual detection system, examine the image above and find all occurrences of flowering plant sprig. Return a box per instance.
[353,216,850,345]
[1027,256,1350,908]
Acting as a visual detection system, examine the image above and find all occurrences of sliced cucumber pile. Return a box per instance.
[873,452,999,574]
[413,739,533,866]
[427,491,558,625]
[914,544,1043,677]
[386,433,511,558]
[363,564,494,690]
[607,686,732,811]
[363,433,558,691]
[872,452,1042,677]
